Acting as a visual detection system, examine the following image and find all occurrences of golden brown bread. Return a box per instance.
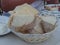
[8,15,56,34]
[8,14,37,34]
[30,16,44,34]
[14,16,36,34]
[40,15,57,33]
[41,20,56,33]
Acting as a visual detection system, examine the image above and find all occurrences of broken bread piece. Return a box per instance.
[13,3,39,15]
[40,15,57,33]
[11,13,36,27]
[8,12,36,34]
[30,16,44,34]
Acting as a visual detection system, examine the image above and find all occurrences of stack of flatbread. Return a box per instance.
[8,3,57,34]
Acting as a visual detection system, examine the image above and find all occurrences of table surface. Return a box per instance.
[0,19,60,45]
[0,16,60,45]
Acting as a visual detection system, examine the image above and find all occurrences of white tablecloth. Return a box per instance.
[0,15,60,45]
[0,19,60,45]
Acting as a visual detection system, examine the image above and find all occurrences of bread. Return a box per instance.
[50,7,58,11]
[8,12,37,34]
[31,16,44,34]
[40,15,57,33]
[8,3,57,34]
[8,3,41,34]
[13,3,39,15]
[45,5,58,11]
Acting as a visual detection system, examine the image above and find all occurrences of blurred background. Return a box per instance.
[0,0,59,12]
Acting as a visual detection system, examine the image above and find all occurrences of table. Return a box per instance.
[0,15,60,45]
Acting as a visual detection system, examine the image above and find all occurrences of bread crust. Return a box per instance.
[31,16,44,34]
[41,20,56,33]
[8,14,37,34]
